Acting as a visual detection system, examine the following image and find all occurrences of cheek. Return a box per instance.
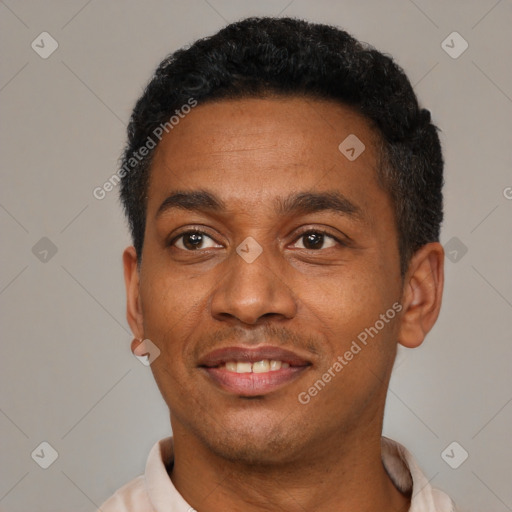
[139,266,214,359]
[301,260,401,383]
[139,274,204,404]
[307,265,390,327]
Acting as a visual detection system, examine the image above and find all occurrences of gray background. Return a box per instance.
[1,1,511,511]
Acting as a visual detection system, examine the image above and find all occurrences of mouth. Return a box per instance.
[198,346,312,397]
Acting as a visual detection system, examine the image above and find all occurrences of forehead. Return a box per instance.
[147,96,383,217]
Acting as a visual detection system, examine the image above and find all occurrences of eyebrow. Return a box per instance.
[156,189,364,221]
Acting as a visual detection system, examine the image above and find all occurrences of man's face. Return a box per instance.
[130,97,405,463]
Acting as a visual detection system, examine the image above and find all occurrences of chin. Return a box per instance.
[200,417,308,466]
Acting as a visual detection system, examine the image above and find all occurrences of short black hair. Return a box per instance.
[119,16,443,275]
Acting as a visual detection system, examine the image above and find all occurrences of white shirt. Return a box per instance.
[98,436,457,511]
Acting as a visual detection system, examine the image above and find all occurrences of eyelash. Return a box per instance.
[169,227,345,251]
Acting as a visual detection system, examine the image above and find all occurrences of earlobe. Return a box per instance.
[130,337,143,356]
[397,242,444,349]
[123,246,144,340]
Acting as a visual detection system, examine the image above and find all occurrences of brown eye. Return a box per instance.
[172,231,220,251]
[292,231,337,250]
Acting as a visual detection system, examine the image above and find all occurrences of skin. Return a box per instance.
[123,96,444,512]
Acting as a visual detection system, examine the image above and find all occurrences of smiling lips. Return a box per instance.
[198,346,311,396]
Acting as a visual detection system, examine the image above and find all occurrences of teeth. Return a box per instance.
[236,362,252,373]
[222,360,290,373]
[252,360,270,373]
[270,360,282,371]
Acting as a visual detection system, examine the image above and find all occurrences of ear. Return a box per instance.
[397,242,444,348]
[123,246,144,341]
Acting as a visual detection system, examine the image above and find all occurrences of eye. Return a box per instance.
[292,230,339,250]
[171,230,221,251]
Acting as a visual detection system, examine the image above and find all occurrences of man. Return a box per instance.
[100,16,456,511]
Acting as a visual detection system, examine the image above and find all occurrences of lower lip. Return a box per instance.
[202,366,309,396]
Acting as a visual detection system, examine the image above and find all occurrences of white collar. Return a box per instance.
[141,436,456,511]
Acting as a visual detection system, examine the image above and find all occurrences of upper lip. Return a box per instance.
[198,345,312,368]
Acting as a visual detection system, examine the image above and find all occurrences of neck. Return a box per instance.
[169,418,410,512]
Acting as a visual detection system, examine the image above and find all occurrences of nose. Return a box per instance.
[210,244,298,326]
